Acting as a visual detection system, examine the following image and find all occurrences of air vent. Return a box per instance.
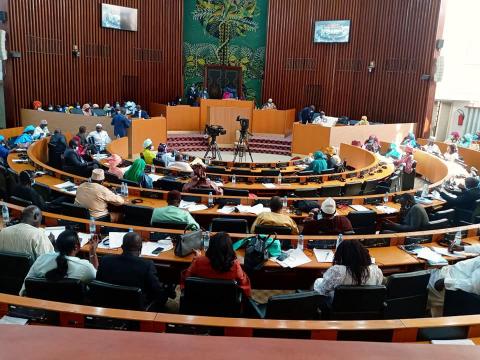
[285,58,315,70]
[134,48,163,62]
[27,35,62,55]
[336,59,363,72]
[385,58,417,73]
[85,44,111,58]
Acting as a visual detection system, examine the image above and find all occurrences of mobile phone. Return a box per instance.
[152,247,164,255]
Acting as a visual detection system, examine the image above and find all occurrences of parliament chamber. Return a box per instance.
[1,0,480,358]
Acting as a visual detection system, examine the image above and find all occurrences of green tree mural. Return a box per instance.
[183,0,268,103]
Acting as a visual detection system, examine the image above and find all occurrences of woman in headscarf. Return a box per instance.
[123,158,153,188]
[449,131,460,144]
[474,131,480,141]
[14,125,36,148]
[307,151,328,174]
[351,140,362,147]
[444,143,459,162]
[401,132,417,148]
[363,135,380,153]
[356,115,369,126]
[155,143,175,167]
[72,135,87,157]
[106,154,125,179]
[385,143,402,160]
[182,164,223,195]
[82,103,92,116]
[394,146,415,174]
[324,146,341,169]
[459,133,473,148]
[32,100,44,111]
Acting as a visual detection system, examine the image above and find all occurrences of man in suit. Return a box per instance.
[440,177,480,214]
[96,232,169,309]
[133,105,150,119]
[298,105,316,124]
[63,139,97,177]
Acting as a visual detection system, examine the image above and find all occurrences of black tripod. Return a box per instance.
[204,135,222,160]
[233,130,253,163]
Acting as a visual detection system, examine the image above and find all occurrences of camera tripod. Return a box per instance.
[233,130,253,163]
[204,135,222,160]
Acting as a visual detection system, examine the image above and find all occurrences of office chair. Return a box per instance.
[180,277,243,317]
[91,109,106,117]
[249,291,322,320]
[223,188,249,197]
[8,196,33,207]
[0,251,33,295]
[69,108,83,115]
[455,199,480,224]
[104,172,122,184]
[206,166,227,174]
[124,204,154,227]
[24,278,86,304]
[429,208,455,225]
[151,221,188,230]
[61,202,91,219]
[152,158,166,167]
[318,185,343,197]
[362,179,379,195]
[157,179,184,192]
[425,218,449,230]
[328,285,387,320]
[210,218,249,233]
[384,270,430,319]
[260,169,280,177]
[254,224,292,235]
[347,211,377,234]
[189,188,215,195]
[294,188,318,198]
[88,280,145,311]
[343,181,363,196]
[444,289,480,316]
[231,168,252,176]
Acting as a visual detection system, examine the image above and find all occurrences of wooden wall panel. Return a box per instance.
[4,0,183,127]
[263,0,442,136]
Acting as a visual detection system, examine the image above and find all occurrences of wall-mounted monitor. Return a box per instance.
[314,20,351,43]
[101,4,138,32]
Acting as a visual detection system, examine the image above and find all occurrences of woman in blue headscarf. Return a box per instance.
[401,132,417,148]
[385,143,402,160]
[307,151,328,174]
[14,125,35,148]
[459,133,473,148]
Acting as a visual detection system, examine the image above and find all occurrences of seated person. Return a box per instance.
[313,240,383,299]
[75,169,125,220]
[111,109,131,138]
[312,111,327,124]
[76,126,88,146]
[422,136,441,155]
[0,135,10,165]
[106,154,125,179]
[156,143,175,167]
[356,115,369,126]
[324,146,341,169]
[394,145,415,174]
[33,100,44,111]
[63,139,97,177]
[142,139,157,165]
[20,230,98,296]
[14,125,36,148]
[302,198,353,235]
[133,105,150,119]
[47,129,67,168]
[449,131,460,144]
[385,143,402,160]
[0,205,53,260]
[459,133,473,148]
[401,132,418,148]
[261,98,277,110]
[72,135,87,157]
[87,124,111,152]
[298,105,315,124]
[33,119,50,140]
[443,143,459,162]
[440,176,480,213]
[167,154,194,173]
[181,232,251,297]
[182,164,223,195]
[150,190,199,229]
[363,135,380,153]
[11,171,46,210]
[251,196,299,234]
[382,194,429,232]
[351,140,362,147]
[307,151,328,174]
[96,232,168,308]
[123,158,153,189]
[82,103,92,116]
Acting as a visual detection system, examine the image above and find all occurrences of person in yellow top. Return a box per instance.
[251,196,299,234]
[142,138,157,165]
[356,115,369,125]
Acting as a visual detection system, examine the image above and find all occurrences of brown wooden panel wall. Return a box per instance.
[262,0,442,136]
[2,0,183,127]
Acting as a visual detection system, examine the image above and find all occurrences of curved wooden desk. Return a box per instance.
[418,138,480,171]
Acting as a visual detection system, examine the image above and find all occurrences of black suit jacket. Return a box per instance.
[441,187,480,212]
[96,254,166,304]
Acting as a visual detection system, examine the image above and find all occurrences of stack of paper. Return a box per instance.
[236,204,271,215]
[179,200,208,212]
[148,174,163,182]
[0,316,28,325]
[431,339,475,345]
[262,183,276,189]
[45,227,91,247]
[98,232,127,249]
[432,247,467,258]
[350,205,369,212]
[274,249,312,268]
[217,206,236,214]
[54,181,77,194]
[414,247,448,265]
[213,181,224,187]
[92,154,109,160]
[141,239,174,256]
[375,205,398,214]
[313,249,334,263]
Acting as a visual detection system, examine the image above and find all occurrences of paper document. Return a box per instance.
[350,205,369,212]
[262,183,276,189]
[12,159,28,164]
[414,247,448,265]
[375,205,398,214]
[188,204,208,212]
[141,239,174,256]
[148,174,163,182]
[44,226,66,240]
[275,248,312,268]
[54,181,76,189]
[214,181,224,187]
[431,339,475,345]
[236,204,270,215]
[313,249,334,263]
[0,316,29,325]
[97,232,127,249]
[217,206,236,214]
[432,247,467,258]
[179,200,196,210]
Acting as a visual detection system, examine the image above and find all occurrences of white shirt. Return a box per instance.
[424,143,441,155]
[167,161,193,173]
[87,130,111,150]
[33,126,50,139]
[444,152,459,162]
[314,264,383,298]
[20,252,96,295]
[0,223,54,260]
[312,116,328,125]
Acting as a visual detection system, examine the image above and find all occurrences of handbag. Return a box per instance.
[243,234,277,271]
[174,230,203,257]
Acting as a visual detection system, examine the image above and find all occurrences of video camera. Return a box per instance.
[236,116,250,132]
[205,124,226,138]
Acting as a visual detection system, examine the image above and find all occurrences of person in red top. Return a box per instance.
[181,232,251,297]
[301,197,354,235]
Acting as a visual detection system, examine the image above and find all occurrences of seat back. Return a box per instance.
[223,188,249,197]
[320,168,335,175]
[331,285,386,320]
[61,202,91,219]
[343,181,363,196]
[91,109,106,117]
[189,188,214,195]
[265,291,322,320]
[151,221,188,230]
[152,158,165,167]
[362,179,379,195]
[232,168,252,176]
[347,211,377,234]
[425,218,449,230]
[254,224,292,235]
[69,108,83,115]
[0,251,33,294]
[180,277,242,317]
[211,218,248,233]
[401,168,416,191]
[24,277,86,304]
[206,166,227,174]
[318,185,343,197]
[294,188,318,198]
[33,183,53,201]
[429,208,455,224]
[104,172,122,184]
[157,179,184,192]
[444,289,480,316]
[120,178,140,187]
[88,280,144,311]
[8,196,33,207]
[260,169,280,176]
[124,204,154,227]
[384,270,430,319]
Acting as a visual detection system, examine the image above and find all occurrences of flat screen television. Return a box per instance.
[101,4,138,32]
[314,20,351,43]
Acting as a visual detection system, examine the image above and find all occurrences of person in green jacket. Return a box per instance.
[150,190,200,230]
[307,151,328,174]
[123,158,153,189]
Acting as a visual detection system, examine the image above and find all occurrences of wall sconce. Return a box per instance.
[368,60,376,73]
[72,45,80,58]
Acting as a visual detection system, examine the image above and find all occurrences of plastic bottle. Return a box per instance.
[277,173,282,185]
[89,217,96,235]
[202,231,210,251]
[336,233,343,250]
[454,231,462,246]
[2,202,9,225]
[232,174,236,185]
[421,184,429,198]
[125,183,129,197]
[383,192,389,204]
[297,234,304,251]
[208,192,214,208]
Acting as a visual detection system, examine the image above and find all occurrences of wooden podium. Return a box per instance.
[252,109,296,136]
[127,117,167,157]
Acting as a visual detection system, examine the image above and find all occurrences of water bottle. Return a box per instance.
[297,234,304,251]
[208,192,214,208]
[125,183,129,197]
[202,231,210,251]
[282,196,288,210]
[336,233,343,250]
[232,174,236,185]
[89,217,96,235]
[383,192,389,204]
[2,202,9,226]
[277,173,282,185]
[421,184,429,198]
[128,228,133,233]
[454,231,462,246]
